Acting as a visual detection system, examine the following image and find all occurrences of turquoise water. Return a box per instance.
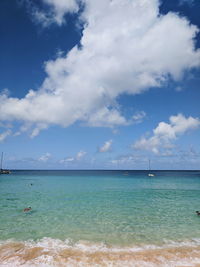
[1,170,200,246]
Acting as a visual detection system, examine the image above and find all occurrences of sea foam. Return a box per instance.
[1,237,200,266]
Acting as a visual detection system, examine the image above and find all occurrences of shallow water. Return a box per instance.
[1,170,200,266]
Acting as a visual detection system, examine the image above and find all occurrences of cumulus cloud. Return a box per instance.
[99,140,113,153]
[86,107,128,128]
[1,0,200,135]
[133,114,200,154]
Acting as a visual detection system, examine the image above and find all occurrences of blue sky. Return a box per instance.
[0,0,200,170]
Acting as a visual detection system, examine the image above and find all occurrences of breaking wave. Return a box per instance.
[1,237,200,266]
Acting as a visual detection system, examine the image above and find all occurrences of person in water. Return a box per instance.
[23,207,32,212]
[196,211,200,216]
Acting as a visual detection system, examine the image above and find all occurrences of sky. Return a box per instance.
[0,0,200,170]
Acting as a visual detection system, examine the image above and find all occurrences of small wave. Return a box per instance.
[1,237,200,266]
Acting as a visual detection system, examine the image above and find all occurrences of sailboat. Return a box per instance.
[148,159,155,177]
[0,152,11,174]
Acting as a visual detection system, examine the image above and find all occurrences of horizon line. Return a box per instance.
[4,169,200,172]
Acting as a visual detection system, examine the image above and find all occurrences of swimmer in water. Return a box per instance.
[196,211,200,216]
[23,207,32,212]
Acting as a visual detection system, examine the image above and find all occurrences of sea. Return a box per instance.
[1,170,200,266]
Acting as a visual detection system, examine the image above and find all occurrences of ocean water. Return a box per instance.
[1,170,200,266]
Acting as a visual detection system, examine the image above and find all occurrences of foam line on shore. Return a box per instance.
[1,237,200,266]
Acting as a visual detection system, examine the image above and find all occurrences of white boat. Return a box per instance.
[0,152,11,175]
[148,159,155,177]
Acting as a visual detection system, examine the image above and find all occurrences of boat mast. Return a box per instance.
[1,152,3,170]
[149,159,151,171]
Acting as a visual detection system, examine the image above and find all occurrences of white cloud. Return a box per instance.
[111,154,149,166]
[132,111,146,124]
[60,150,86,163]
[60,157,75,163]
[134,136,161,154]
[133,114,200,154]
[31,0,79,27]
[111,156,135,165]
[76,150,86,160]
[38,152,51,162]
[0,130,12,142]
[13,123,48,138]
[86,107,128,128]
[99,140,113,153]
[30,123,48,138]
[154,114,200,137]
[1,0,200,135]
